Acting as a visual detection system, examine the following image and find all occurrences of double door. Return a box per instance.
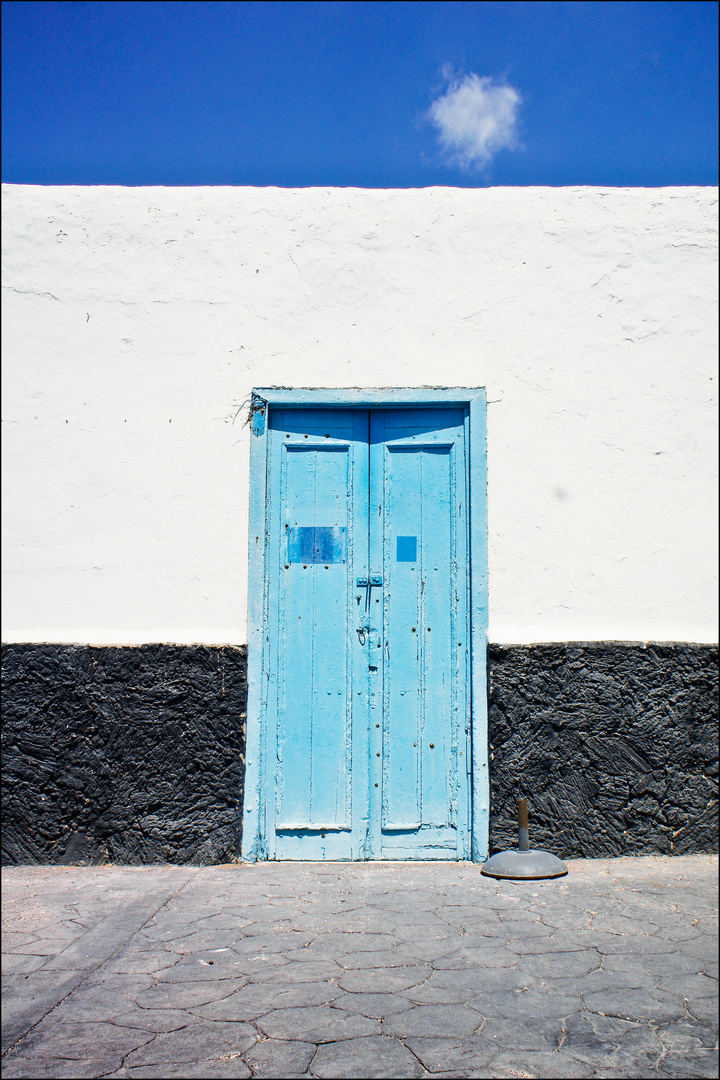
[261,407,471,859]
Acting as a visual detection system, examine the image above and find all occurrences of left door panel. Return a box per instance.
[265,409,369,859]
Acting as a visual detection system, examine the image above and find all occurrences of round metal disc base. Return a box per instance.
[481,849,568,880]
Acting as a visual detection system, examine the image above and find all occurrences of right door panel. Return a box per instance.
[370,409,470,859]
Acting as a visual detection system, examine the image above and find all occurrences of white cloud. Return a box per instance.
[428,71,521,170]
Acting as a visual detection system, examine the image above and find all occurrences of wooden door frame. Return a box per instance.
[241,388,489,862]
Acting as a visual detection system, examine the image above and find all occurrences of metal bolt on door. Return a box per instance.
[243,395,486,861]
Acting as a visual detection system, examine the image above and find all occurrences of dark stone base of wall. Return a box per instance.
[1,644,247,866]
[488,642,718,858]
[2,641,717,865]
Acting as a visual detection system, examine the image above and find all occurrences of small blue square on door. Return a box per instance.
[396,536,417,562]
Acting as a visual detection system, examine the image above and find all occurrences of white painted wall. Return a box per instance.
[2,184,717,644]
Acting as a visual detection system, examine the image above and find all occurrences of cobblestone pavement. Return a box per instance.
[1,857,717,1079]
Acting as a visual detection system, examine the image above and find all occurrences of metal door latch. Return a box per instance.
[356,576,383,587]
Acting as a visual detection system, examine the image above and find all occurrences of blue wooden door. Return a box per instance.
[264,407,470,859]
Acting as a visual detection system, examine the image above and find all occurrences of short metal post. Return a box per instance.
[518,798,529,852]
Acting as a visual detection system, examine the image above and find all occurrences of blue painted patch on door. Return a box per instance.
[288,526,347,564]
[396,536,417,562]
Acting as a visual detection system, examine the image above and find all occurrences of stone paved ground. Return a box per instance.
[1,857,717,1079]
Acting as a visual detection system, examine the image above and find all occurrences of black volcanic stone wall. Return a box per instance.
[2,644,246,866]
[2,641,717,864]
[488,643,718,858]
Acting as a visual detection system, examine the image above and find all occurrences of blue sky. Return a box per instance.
[2,0,717,187]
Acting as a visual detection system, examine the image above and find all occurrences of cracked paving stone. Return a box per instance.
[488,1049,595,1077]
[12,986,141,1027]
[503,934,596,956]
[517,949,602,978]
[403,1034,499,1073]
[330,991,411,1017]
[122,1021,257,1067]
[399,941,469,964]
[654,1050,720,1078]
[496,918,554,937]
[382,1003,483,1037]
[658,973,718,998]
[191,981,337,1020]
[256,1004,380,1042]
[81,972,155,994]
[311,1034,423,1078]
[2,969,89,1045]
[137,928,197,946]
[405,966,530,1005]
[102,953,178,976]
[590,915,664,935]
[402,982,477,1005]
[17,1019,155,1060]
[249,960,343,983]
[3,932,42,949]
[172,930,249,953]
[550,968,660,996]
[231,932,314,954]
[481,1017,564,1051]
[691,917,718,936]
[120,1060,252,1079]
[0,1054,124,1078]
[582,987,687,1022]
[1,953,50,975]
[109,1009,197,1032]
[190,915,250,931]
[538,912,596,930]
[646,951,720,978]
[591,935,680,957]
[516,930,618,953]
[469,989,581,1020]
[153,958,249,982]
[338,965,430,993]
[685,996,719,1025]
[561,1012,664,1070]
[601,951,704,977]
[390,924,453,944]
[311,932,391,950]
[456,929,523,948]
[431,947,518,970]
[226,953,291,976]
[324,948,418,970]
[589,1073,693,1080]
[266,943,341,964]
[242,1037,316,1077]
[667,937,718,965]
[133,977,248,1009]
[651,925,706,943]
[655,1018,719,1051]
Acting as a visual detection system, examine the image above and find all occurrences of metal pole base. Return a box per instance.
[481,849,568,880]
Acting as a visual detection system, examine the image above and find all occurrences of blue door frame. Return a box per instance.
[242,388,489,861]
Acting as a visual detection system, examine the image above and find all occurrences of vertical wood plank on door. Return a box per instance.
[269,409,365,859]
[374,408,471,859]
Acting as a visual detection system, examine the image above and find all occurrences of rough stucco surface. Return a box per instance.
[1,644,247,866]
[488,643,719,858]
[2,185,717,645]
[3,642,717,864]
